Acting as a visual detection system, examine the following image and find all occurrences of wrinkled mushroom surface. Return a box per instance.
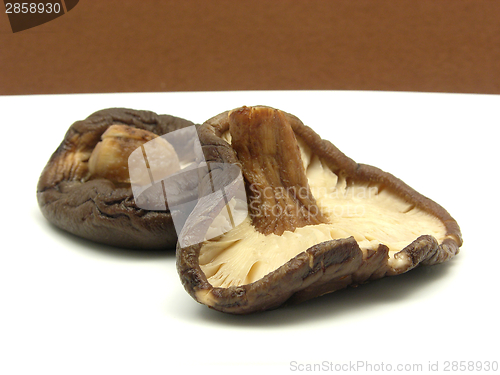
[177,106,462,314]
[37,108,194,249]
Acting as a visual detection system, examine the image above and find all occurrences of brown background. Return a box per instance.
[1,0,500,95]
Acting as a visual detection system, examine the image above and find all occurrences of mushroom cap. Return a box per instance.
[176,106,462,314]
[37,108,195,249]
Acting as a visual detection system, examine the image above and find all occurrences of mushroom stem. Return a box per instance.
[88,124,180,185]
[88,125,157,183]
[229,106,328,235]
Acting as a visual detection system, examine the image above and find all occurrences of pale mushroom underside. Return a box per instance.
[198,135,447,288]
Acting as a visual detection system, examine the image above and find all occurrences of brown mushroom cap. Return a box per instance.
[176,106,462,314]
[37,108,195,249]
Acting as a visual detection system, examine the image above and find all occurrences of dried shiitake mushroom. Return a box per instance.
[177,106,462,314]
[37,108,194,249]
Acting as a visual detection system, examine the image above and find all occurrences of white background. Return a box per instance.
[1,91,498,375]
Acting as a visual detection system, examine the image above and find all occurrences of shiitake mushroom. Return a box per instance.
[176,106,462,314]
[37,108,195,249]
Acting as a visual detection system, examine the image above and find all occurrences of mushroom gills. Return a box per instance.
[199,136,446,288]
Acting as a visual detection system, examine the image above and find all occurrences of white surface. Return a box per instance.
[0,91,498,375]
